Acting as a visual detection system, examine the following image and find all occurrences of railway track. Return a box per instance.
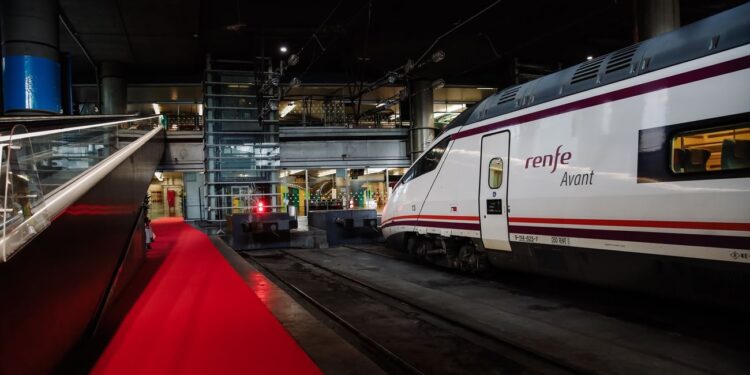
[340,243,750,350]
[243,249,581,375]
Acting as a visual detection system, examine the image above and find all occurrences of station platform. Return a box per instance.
[91,217,323,375]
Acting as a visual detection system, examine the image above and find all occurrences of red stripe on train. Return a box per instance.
[382,214,480,225]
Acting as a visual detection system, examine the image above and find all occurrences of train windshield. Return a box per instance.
[443,104,478,132]
[398,137,451,186]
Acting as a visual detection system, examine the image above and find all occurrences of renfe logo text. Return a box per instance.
[525,145,571,173]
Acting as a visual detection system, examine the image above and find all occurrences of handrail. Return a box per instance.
[0,115,160,142]
[1,117,163,262]
[0,114,138,124]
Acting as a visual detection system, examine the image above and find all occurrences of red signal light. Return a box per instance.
[257,201,265,213]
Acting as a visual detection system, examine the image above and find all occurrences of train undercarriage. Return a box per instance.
[402,233,488,274]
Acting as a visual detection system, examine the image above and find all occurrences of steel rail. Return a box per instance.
[244,253,424,375]
[280,249,588,375]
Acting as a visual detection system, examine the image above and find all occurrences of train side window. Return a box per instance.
[671,123,750,173]
[488,158,503,188]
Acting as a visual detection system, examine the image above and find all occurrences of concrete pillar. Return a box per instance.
[335,168,347,206]
[100,62,127,115]
[636,0,680,41]
[1,0,61,114]
[410,80,435,162]
[271,176,278,213]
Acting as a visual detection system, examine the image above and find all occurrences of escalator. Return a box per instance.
[0,116,165,375]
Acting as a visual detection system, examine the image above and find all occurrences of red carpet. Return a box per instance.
[92,217,322,375]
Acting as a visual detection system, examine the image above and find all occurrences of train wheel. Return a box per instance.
[406,235,418,260]
[459,243,483,274]
[414,237,431,262]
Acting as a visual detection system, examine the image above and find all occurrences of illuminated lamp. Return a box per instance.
[288,54,300,66]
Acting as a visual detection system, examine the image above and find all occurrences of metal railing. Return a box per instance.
[0,116,162,262]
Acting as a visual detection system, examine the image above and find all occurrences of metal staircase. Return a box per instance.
[203,57,280,222]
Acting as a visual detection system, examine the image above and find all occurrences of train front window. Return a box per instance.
[398,137,451,186]
[488,158,503,188]
[671,123,750,173]
[417,137,450,175]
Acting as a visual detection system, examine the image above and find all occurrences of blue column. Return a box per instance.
[1,0,61,114]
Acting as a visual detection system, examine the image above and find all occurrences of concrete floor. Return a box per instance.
[212,235,750,375]
[211,237,386,375]
[283,246,749,375]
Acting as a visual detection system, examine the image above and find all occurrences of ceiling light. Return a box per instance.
[280,46,288,53]
[387,72,398,84]
[152,103,161,115]
[197,103,204,116]
[280,102,296,118]
[431,50,446,63]
[432,79,445,90]
[280,169,304,178]
[404,59,414,73]
[586,56,593,60]
[365,168,385,175]
[226,23,247,32]
[477,87,495,90]
[444,103,466,112]
[318,169,336,176]
[288,54,300,66]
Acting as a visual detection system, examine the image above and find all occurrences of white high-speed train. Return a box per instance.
[382,3,750,305]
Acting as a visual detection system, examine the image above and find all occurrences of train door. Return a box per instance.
[479,131,511,251]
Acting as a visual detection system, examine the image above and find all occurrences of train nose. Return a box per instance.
[382,193,399,221]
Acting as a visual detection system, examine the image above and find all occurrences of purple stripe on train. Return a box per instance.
[452,55,750,140]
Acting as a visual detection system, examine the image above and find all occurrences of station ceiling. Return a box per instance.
[59,0,745,88]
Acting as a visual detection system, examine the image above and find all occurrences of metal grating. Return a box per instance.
[571,55,605,84]
[605,44,639,74]
[497,86,521,104]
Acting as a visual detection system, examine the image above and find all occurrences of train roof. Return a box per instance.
[445,2,750,131]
